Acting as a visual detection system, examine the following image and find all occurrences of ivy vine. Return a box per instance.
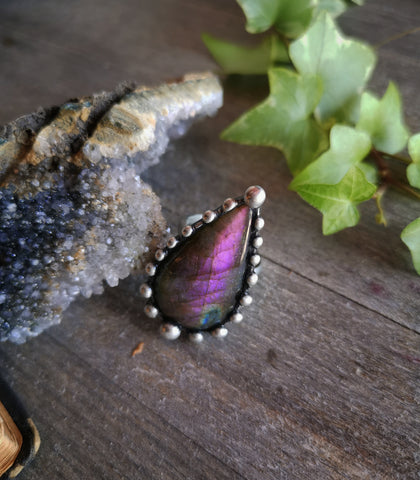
[203,0,420,275]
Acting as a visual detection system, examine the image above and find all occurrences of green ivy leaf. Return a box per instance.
[201,34,288,75]
[407,133,420,189]
[237,0,316,38]
[289,126,374,234]
[271,34,290,64]
[294,166,377,234]
[237,0,281,33]
[289,12,376,124]
[358,161,379,185]
[290,125,371,188]
[221,67,328,174]
[315,0,347,17]
[356,83,410,154]
[401,218,420,275]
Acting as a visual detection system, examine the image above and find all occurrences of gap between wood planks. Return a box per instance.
[266,255,420,335]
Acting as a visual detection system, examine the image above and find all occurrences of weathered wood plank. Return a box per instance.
[0,0,419,479]
[0,0,235,124]
[0,338,244,480]
[2,258,417,479]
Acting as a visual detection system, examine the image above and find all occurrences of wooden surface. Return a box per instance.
[0,1,419,479]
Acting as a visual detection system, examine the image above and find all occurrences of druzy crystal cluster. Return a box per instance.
[0,73,223,343]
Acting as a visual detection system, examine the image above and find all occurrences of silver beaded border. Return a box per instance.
[140,186,265,341]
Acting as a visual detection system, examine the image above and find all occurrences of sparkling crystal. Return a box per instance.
[0,73,222,343]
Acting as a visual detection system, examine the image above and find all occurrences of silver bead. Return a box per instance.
[139,283,152,298]
[145,263,156,276]
[254,217,265,231]
[230,312,243,324]
[167,236,178,248]
[250,254,261,267]
[189,332,204,343]
[240,295,253,307]
[247,273,259,286]
[144,305,158,318]
[160,323,181,340]
[182,225,193,237]
[212,326,228,338]
[244,185,266,209]
[155,249,166,261]
[203,210,216,223]
[253,236,263,248]
[223,198,237,212]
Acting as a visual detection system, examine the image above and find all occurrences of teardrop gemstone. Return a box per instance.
[153,205,252,330]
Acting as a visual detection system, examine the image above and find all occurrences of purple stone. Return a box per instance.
[154,205,252,330]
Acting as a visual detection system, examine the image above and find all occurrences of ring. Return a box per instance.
[140,185,266,341]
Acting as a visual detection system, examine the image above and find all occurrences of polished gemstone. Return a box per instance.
[154,205,252,330]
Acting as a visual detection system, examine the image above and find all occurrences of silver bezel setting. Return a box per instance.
[202,210,216,223]
[253,236,263,248]
[155,249,166,261]
[254,217,265,231]
[230,312,243,324]
[142,186,265,341]
[144,305,158,318]
[212,326,228,338]
[160,323,181,340]
[145,263,156,276]
[167,236,178,249]
[223,198,237,212]
[189,332,204,343]
[182,225,193,237]
[240,295,253,307]
[139,283,152,298]
[250,254,261,267]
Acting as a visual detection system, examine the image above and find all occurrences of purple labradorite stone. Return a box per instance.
[154,205,252,330]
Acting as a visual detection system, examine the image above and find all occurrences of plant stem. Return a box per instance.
[278,33,290,48]
[395,182,420,200]
[373,184,388,226]
[376,150,411,165]
[371,149,420,200]
[371,148,389,175]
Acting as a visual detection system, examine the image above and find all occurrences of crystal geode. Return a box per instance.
[0,73,223,343]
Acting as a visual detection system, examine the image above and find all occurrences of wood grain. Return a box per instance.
[0,0,419,479]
